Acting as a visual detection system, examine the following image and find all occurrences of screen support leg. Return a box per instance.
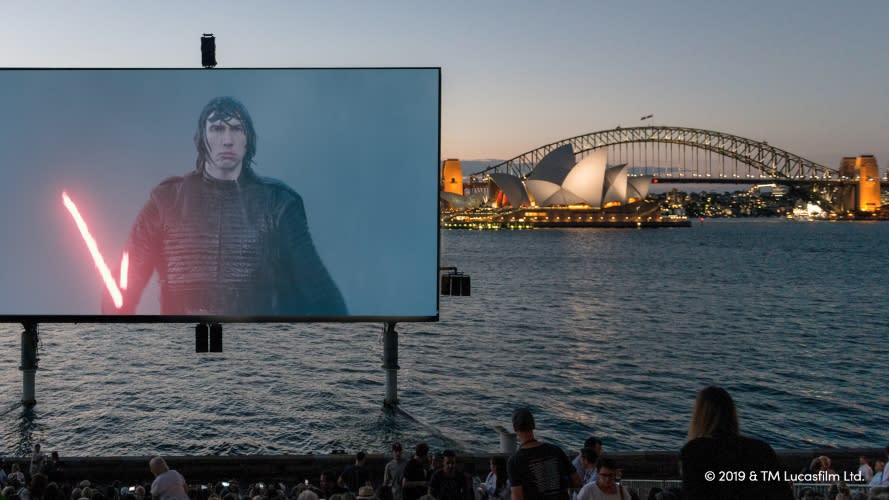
[20,321,39,406]
[382,322,399,408]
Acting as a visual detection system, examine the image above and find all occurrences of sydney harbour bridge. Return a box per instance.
[468,126,887,211]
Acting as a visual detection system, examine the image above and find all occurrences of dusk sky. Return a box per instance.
[3,1,887,172]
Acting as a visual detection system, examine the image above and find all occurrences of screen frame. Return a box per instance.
[0,67,441,324]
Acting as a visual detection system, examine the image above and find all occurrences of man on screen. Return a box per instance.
[105,96,346,316]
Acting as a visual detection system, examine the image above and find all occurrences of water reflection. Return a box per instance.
[6,404,43,455]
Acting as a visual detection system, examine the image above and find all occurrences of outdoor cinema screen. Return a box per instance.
[0,68,440,322]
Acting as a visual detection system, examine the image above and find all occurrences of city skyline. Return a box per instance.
[2,1,887,172]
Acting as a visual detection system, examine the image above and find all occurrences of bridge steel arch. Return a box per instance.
[471,126,837,181]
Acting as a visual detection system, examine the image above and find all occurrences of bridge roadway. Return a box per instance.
[648,177,889,187]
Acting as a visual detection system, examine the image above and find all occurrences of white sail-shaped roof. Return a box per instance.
[542,190,586,206]
[628,176,653,201]
[603,164,629,205]
[524,179,562,206]
[489,173,529,207]
[527,144,575,184]
[562,149,607,207]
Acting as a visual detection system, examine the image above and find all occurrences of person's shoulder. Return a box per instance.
[150,173,190,199]
[735,435,779,459]
[156,173,190,188]
[253,173,302,198]
[576,481,596,496]
[542,442,568,457]
[681,436,721,454]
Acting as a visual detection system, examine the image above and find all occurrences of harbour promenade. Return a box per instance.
[4,448,880,483]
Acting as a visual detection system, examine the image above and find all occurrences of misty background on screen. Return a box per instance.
[0,68,439,318]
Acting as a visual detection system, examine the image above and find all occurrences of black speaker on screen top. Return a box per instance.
[440,272,471,296]
[195,323,209,353]
[201,34,217,68]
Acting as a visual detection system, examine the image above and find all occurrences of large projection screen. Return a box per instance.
[0,68,440,322]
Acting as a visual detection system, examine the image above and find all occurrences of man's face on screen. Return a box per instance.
[204,114,247,178]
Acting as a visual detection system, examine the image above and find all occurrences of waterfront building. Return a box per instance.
[440,146,674,228]
[485,146,650,209]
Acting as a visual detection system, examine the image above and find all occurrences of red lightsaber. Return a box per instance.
[120,251,129,291]
[61,191,125,309]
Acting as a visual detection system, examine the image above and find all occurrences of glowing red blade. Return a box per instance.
[120,251,129,290]
[61,191,123,309]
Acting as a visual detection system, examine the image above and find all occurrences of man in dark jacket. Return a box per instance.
[106,96,346,317]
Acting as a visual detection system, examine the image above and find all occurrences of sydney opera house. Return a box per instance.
[441,145,688,228]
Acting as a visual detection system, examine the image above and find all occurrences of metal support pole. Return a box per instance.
[20,321,39,406]
[382,322,399,407]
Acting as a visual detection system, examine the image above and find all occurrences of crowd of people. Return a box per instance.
[1,387,887,500]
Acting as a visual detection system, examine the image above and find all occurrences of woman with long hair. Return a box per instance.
[680,386,793,500]
[480,456,510,500]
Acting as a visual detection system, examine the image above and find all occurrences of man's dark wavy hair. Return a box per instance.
[194,96,258,172]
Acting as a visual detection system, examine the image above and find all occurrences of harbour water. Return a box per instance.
[0,219,886,457]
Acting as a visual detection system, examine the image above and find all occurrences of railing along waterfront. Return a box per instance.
[614,480,873,498]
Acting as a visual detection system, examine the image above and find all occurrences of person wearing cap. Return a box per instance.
[383,442,408,500]
[402,443,431,500]
[357,485,378,500]
[507,408,581,500]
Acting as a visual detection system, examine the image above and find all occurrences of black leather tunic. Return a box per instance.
[117,166,347,317]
